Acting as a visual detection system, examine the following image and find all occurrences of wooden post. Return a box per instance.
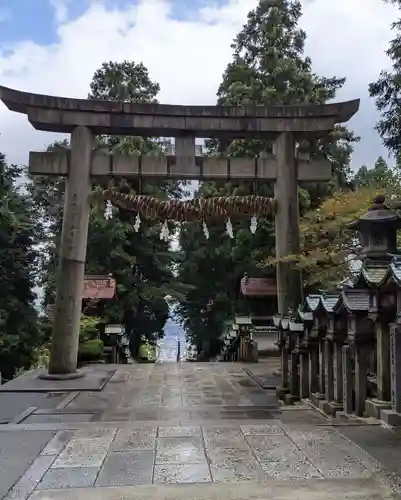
[376,321,391,402]
[333,342,343,403]
[274,132,303,315]
[354,344,367,417]
[45,126,93,377]
[284,351,300,404]
[343,344,353,415]
[390,324,401,413]
[381,324,401,425]
[318,339,326,396]
[300,350,310,399]
[278,329,290,398]
[309,344,319,395]
[239,337,244,361]
[324,340,334,402]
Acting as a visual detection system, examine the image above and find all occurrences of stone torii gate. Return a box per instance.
[0,86,359,378]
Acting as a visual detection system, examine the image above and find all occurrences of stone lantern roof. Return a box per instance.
[304,295,322,312]
[347,195,401,230]
[299,291,371,317]
[335,290,370,314]
[320,294,342,313]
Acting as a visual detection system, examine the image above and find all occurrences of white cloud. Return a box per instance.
[50,0,72,23]
[0,0,398,167]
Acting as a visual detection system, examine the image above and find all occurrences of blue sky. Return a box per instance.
[0,0,88,45]
[0,0,226,46]
[0,0,398,168]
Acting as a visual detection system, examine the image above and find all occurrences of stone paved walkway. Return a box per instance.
[1,362,401,499]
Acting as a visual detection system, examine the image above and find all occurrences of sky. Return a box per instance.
[0,0,399,169]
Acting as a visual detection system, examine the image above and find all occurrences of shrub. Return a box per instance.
[79,315,102,343]
[78,339,104,362]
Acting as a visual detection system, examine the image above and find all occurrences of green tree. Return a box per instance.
[0,154,42,380]
[369,0,401,155]
[89,61,160,103]
[31,60,184,358]
[353,156,399,189]
[28,140,67,306]
[264,187,386,289]
[211,0,357,186]
[89,60,174,159]
[178,0,357,352]
[87,61,184,354]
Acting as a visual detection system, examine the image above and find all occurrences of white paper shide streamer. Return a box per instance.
[133,213,141,232]
[226,218,234,238]
[250,214,258,234]
[202,220,209,239]
[160,221,169,241]
[104,200,113,220]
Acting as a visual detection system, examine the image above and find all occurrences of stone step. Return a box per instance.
[29,478,396,500]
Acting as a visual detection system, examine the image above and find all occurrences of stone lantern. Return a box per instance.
[348,195,401,421]
[348,195,401,261]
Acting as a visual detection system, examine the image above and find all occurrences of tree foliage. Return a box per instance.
[208,0,358,187]
[28,140,67,306]
[369,0,401,156]
[0,155,42,380]
[89,61,160,103]
[353,156,399,189]
[31,60,185,358]
[177,0,357,352]
[87,61,184,352]
[264,188,380,289]
[264,156,401,289]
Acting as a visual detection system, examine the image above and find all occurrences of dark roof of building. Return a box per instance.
[82,276,116,300]
[240,277,277,297]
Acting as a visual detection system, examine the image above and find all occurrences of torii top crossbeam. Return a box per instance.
[0,85,359,137]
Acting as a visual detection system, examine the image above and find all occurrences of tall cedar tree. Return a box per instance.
[177,0,358,353]
[369,0,401,158]
[31,61,184,357]
[0,154,41,380]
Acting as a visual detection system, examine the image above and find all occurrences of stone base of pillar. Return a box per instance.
[317,399,340,416]
[317,399,330,414]
[276,387,290,400]
[327,401,343,416]
[310,392,325,407]
[39,371,84,381]
[380,409,401,427]
[365,398,392,419]
[284,393,300,405]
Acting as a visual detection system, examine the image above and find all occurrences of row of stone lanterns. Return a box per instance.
[219,316,256,362]
[274,196,401,426]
